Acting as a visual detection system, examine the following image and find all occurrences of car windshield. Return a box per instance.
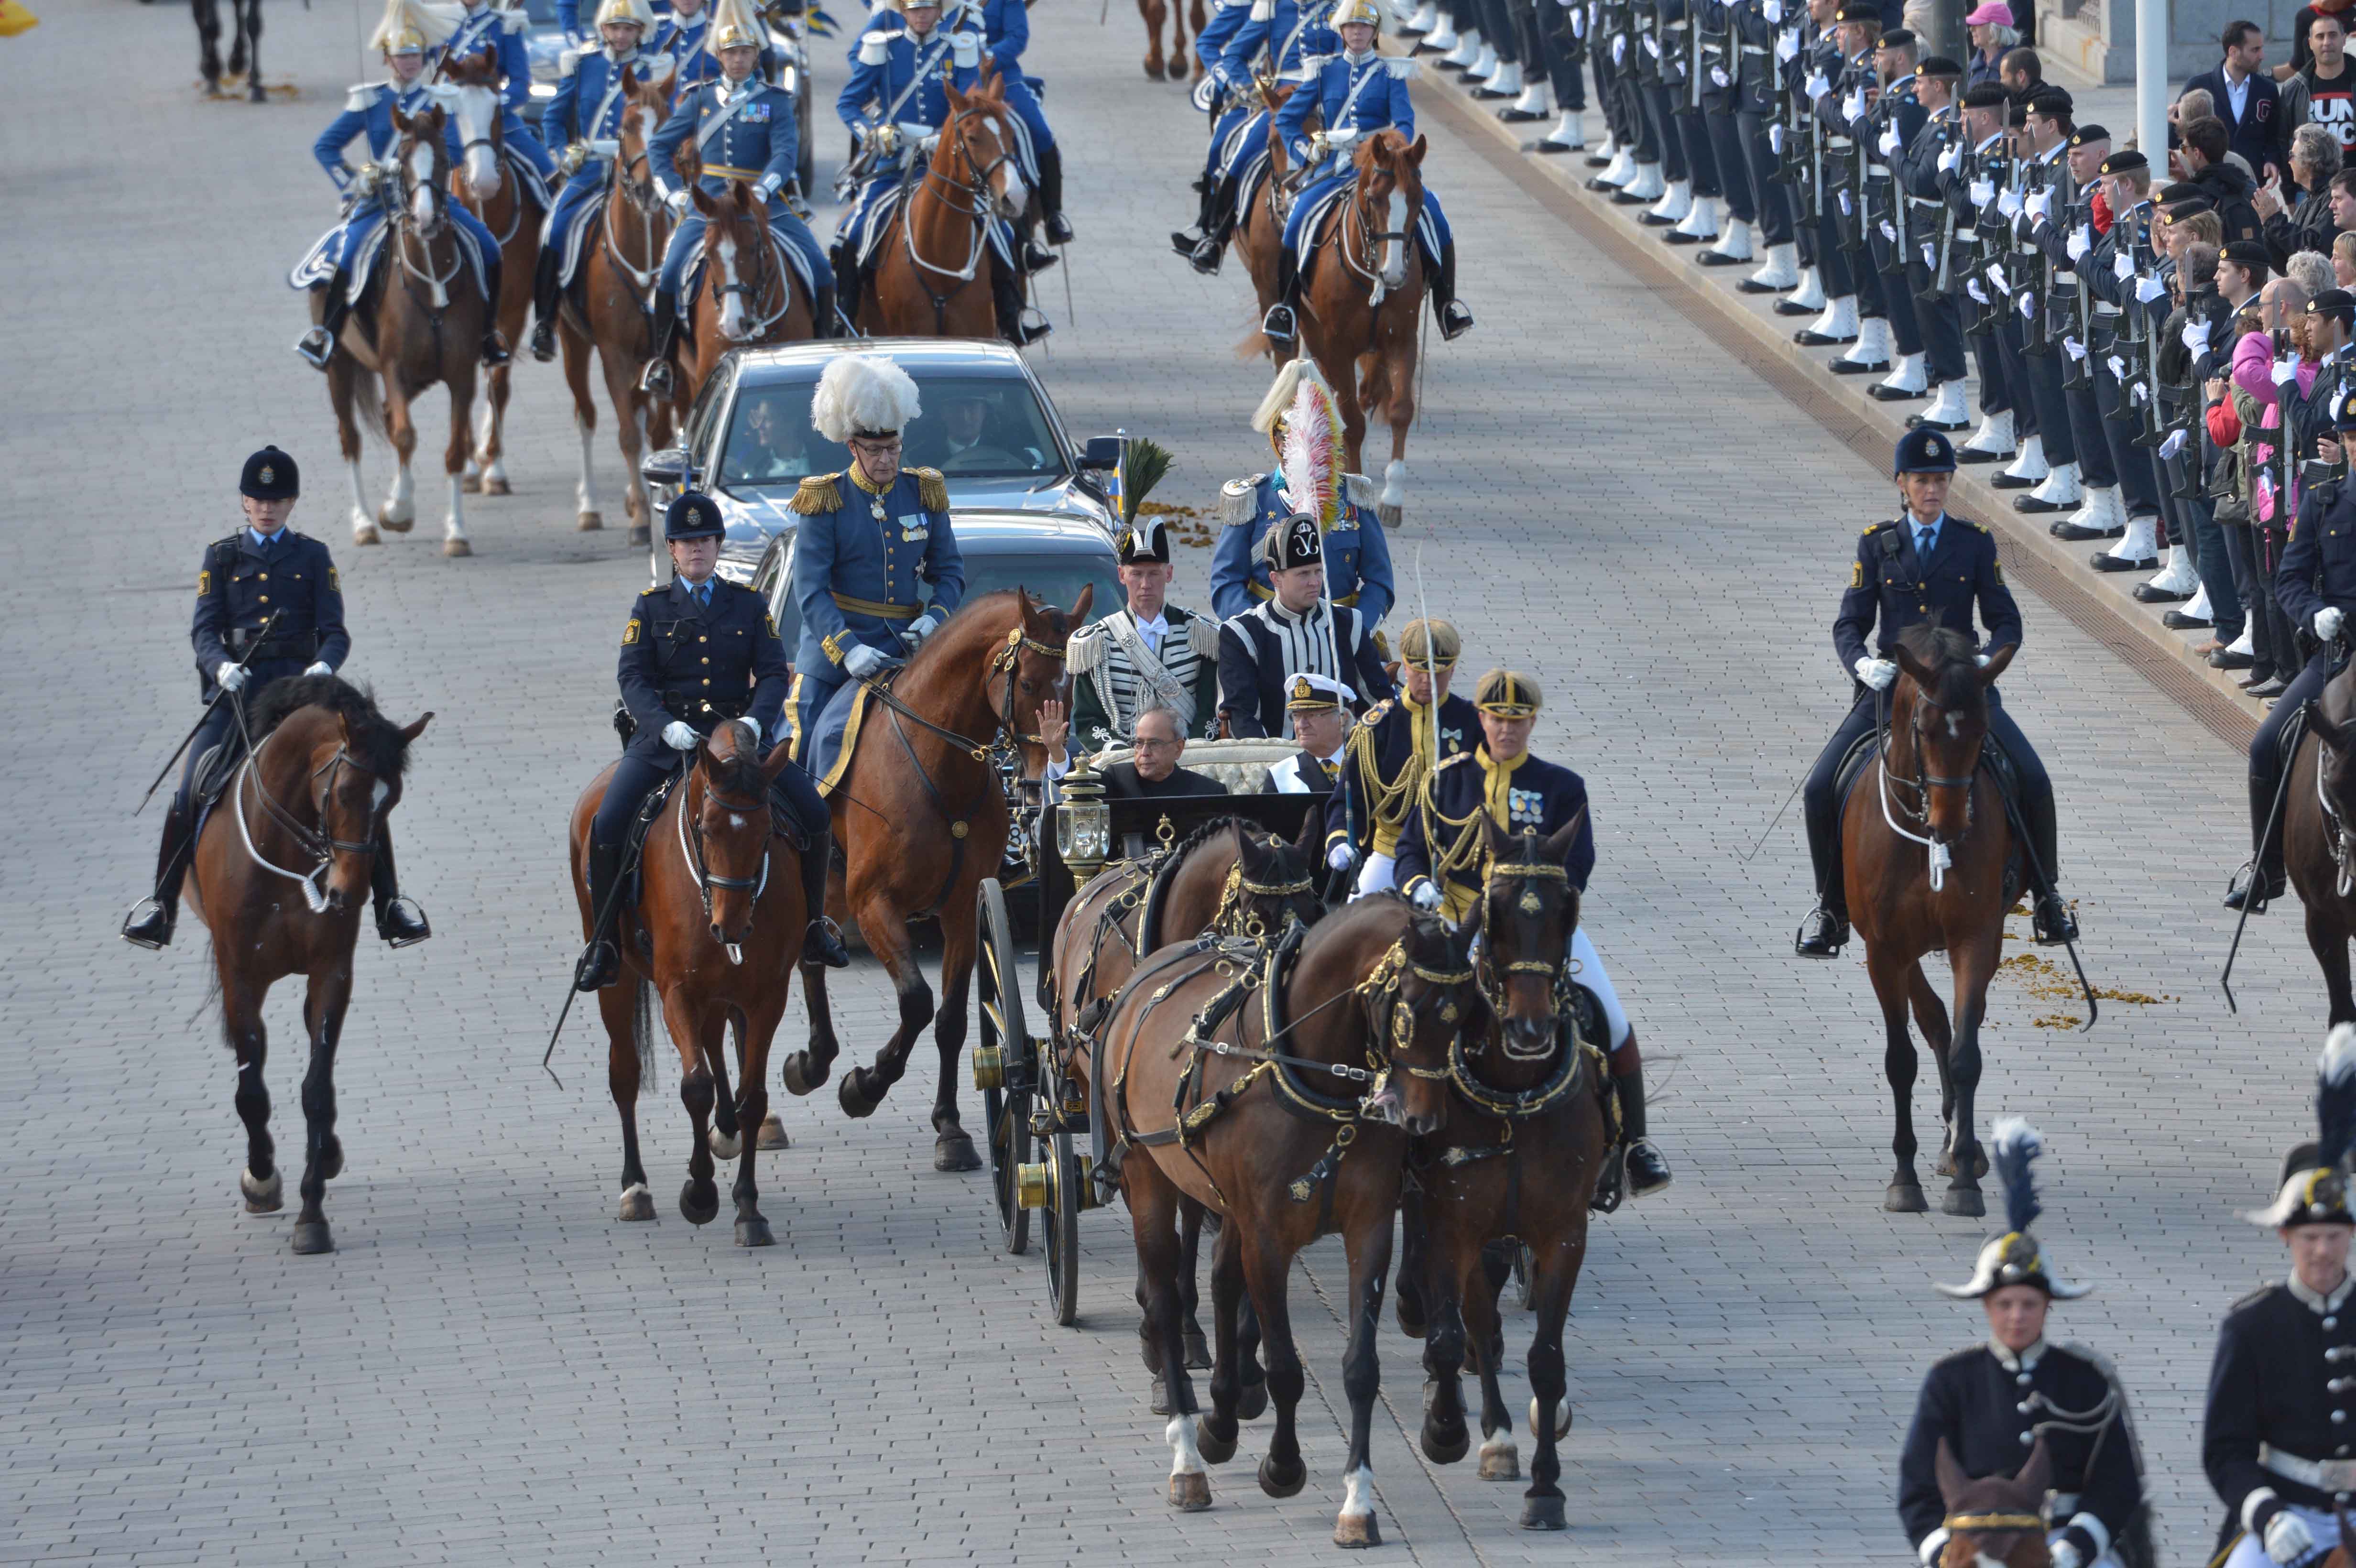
[514,0,558,21]
[719,372,1065,489]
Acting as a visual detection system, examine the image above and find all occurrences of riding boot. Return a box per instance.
[799,822,851,969]
[1262,250,1300,344]
[1610,1051,1673,1198]
[370,835,431,947]
[529,246,563,361]
[2017,790,2076,945]
[992,263,1050,345]
[639,290,679,398]
[1432,242,1474,340]
[833,246,866,332]
[1188,185,1235,274]
[478,251,508,365]
[575,838,627,991]
[1795,780,1849,957]
[120,800,196,950]
[2226,773,2291,912]
[813,283,841,339]
[481,329,512,368]
[1038,143,1074,244]
[1172,177,1218,255]
[296,273,352,370]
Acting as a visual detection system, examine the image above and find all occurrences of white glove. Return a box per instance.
[2275,354,2303,386]
[2018,290,2035,319]
[352,162,384,195]
[2322,608,2349,642]
[1769,122,1786,153]
[1805,70,1831,100]
[1327,842,1356,871]
[1986,262,2009,294]
[2182,320,2213,354]
[1612,34,1625,63]
[1761,0,1780,20]
[1937,141,1961,174]
[2112,250,2134,281]
[2265,1508,2318,1565]
[844,643,894,680]
[906,611,942,643]
[1996,186,2022,218]
[1774,26,1797,60]
[2135,274,2166,303]
[1920,241,1938,269]
[2062,335,2086,360]
[662,720,698,751]
[2159,428,2187,459]
[1854,656,1898,690]
[214,661,248,693]
[1877,125,1900,156]
[560,141,590,174]
[1974,653,1992,668]
[1966,280,1989,305]
[2065,224,2091,261]
[2047,1535,2084,1568]
[1710,65,1729,87]
[918,131,941,156]
[1642,33,1660,55]
[1568,3,1584,28]
[666,187,691,216]
[1878,219,1896,241]
[303,661,334,677]
[1842,88,1865,121]
[2026,188,2052,222]
[1968,177,1994,209]
[871,122,901,154]
[1410,881,1442,911]
[2107,354,2127,382]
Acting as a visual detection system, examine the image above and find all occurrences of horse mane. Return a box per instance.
[700,722,770,802]
[249,675,417,777]
[1895,623,1980,709]
[911,587,1079,674]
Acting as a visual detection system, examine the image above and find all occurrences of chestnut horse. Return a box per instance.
[782,588,1090,1170]
[1844,625,2017,1219]
[184,677,431,1254]
[1245,130,1428,527]
[1092,897,1473,1544]
[558,63,679,556]
[2280,662,2356,1023]
[1929,1438,2056,1568]
[863,71,1028,339]
[444,49,541,500]
[1230,81,1299,293]
[1412,816,1612,1531]
[323,105,490,557]
[566,720,808,1242]
[676,181,815,414]
[1140,0,1208,79]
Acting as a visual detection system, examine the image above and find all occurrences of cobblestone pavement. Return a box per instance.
[0,4,2322,1563]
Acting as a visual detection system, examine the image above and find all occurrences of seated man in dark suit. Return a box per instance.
[1039,700,1226,800]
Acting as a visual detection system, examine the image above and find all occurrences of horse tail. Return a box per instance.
[632,976,661,1092]
[350,366,389,444]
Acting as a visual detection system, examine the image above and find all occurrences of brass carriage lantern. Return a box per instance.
[1056,765,1112,885]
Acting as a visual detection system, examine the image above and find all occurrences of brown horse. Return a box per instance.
[183,677,432,1254]
[677,181,815,413]
[1138,0,1208,79]
[1093,896,1472,1543]
[862,71,1027,339]
[2281,663,2356,1024]
[1930,1438,2055,1567]
[1247,131,1428,527]
[323,104,490,558]
[1412,816,1612,1531]
[782,587,1090,1170]
[443,49,541,500]
[566,721,807,1241]
[1228,85,1299,291]
[558,62,679,554]
[1845,625,2017,1219]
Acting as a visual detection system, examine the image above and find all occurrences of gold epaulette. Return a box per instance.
[791,472,842,515]
[913,466,949,512]
[1967,519,1992,534]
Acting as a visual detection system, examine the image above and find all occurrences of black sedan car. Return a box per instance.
[641,338,1127,586]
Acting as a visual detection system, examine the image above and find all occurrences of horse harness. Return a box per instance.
[703,212,796,340]
[228,708,393,917]
[895,110,1016,334]
[1876,682,1986,895]
[388,135,466,328]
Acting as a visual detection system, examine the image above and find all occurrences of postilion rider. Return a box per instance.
[1326,615,1479,898]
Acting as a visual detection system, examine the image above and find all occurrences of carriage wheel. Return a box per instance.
[976,879,1032,1256]
[1045,1121,1081,1327]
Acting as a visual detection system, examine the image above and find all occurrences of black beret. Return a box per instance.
[240,445,299,501]
[1961,82,2010,109]
[1833,1,1879,21]
[2224,239,2274,271]
[2069,123,2110,146]
[2098,150,2148,176]
[2026,85,2073,114]
[2162,196,2217,219]
[1915,54,1963,76]
[2310,288,2356,322]
[1877,26,1916,47]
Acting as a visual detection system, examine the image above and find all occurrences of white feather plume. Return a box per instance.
[1278,376,1339,529]
[810,353,923,445]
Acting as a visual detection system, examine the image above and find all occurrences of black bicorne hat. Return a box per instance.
[2248,1026,2356,1228]
[1116,518,1171,566]
[1937,1120,2092,1299]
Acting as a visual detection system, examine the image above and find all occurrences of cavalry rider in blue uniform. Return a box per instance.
[1391,669,1674,1198]
[294,0,510,373]
[1901,1121,2149,1568]
[122,447,430,952]
[1261,0,1474,346]
[785,354,967,757]
[833,0,1048,346]
[575,490,850,992]
[1171,0,1338,273]
[527,0,668,362]
[639,0,839,400]
[2231,383,2356,914]
[1795,427,2076,957]
[654,0,722,90]
[1211,358,1395,627]
[437,0,557,184]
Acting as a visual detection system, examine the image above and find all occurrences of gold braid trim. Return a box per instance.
[913,466,949,512]
[791,473,842,515]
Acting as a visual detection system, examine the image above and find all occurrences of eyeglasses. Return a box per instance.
[1134,736,1180,752]
[849,437,904,456]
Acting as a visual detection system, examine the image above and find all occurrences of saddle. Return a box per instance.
[1833,727,2027,912]
[190,737,248,810]
[2278,697,2314,772]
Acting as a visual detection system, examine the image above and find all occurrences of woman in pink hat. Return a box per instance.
[1965,0,2016,87]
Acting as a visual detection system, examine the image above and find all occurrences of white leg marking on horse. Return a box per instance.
[445,471,468,546]
[1338,1464,1377,1523]
[708,1124,742,1160]
[385,462,416,524]
[348,457,377,542]
[1381,458,1407,510]
[1166,1415,1207,1476]
[576,411,600,517]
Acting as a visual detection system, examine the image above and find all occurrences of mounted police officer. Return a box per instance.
[1064,518,1222,747]
[1796,426,2076,956]
[575,490,848,991]
[1261,0,1475,348]
[527,0,669,362]
[123,447,429,951]
[1900,1120,2150,1568]
[785,353,966,758]
[1328,615,1477,896]
[2206,1026,2356,1568]
[1261,672,1353,797]
[1216,514,1393,738]
[436,0,558,185]
[639,0,838,398]
[1393,669,1673,1198]
[1210,359,1396,628]
[2229,382,2356,913]
[292,0,510,373]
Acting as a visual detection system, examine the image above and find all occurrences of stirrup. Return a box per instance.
[1046,211,1075,244]
[1794,906,1848,957]
[1188,237,1224,276]
[575,939,621,992]
[1439,299,1474,340]
[1014,308,1052,345]
[1170,228,1205,256]
[2223,863,2282,914]
[120,897,175,951]
[377,895,431,948]
[2030,893,2077,946]
[295,327,334,370]
[1023,240,1059,274]
[639,358,675,398]
[803,916,851,969]
[1262,303,1297,343]
[1624,1140,1673,1198]
[481,331,512,369]
[528,320,557,363]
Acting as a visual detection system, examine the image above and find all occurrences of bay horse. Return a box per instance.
[781,587,1090,1170]
[558,63,679,555]
[677,181,815,414]
[1091,896,1473,1544]
[1929,1438,2055,1568]
[192,0,266,101]
[1412,816,1612,1532]
[324,105,490,558]
[1246,130,1428,528]
[1139,0,1207,79]
[444,49,541,500]
[1845,624,2017,1219]
[862,71,1027,339]
[182,676,431,1254]
[2280,661,2356,1024]
[565,720,807,1241]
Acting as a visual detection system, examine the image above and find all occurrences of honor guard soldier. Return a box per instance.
[654,0,727,93]
[1796,427,2076,956]
[1064,518,1222,747]
[785,353,965,757]
[2230,383,2356,912]
[639,0,839,398]
[1328,615,1478,896]
[438,0,560,185]
[1900,1120,2151,1568]
[2206,1027,2356,1568]
[1216,514,1394,739]
[1393,670,1674,1198]
[575,490,847,991]
[123,447,430,951]
[1210,359,1396,628]
[1261,673,1353,797]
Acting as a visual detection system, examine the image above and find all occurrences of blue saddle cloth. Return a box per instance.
[805,680,876,797]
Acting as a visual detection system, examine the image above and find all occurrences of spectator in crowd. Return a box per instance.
[2182,115,2269,244]
[1998,46,2040,97]
[1964,1,2013,87]
[2284,0,2356,78]
[2337,229,2356,283]
[2286,7,2356,163]
[2188,21,2286,177]
[2258,162,2356,264]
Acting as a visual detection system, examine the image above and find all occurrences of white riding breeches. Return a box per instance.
[1354,851,1397,898]
[1568,927,1629,1049]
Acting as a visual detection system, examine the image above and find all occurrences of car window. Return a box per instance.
[769,544,1119,652]
[514,0,557,21]
[719,371,1064,489]
[684,364,732,467]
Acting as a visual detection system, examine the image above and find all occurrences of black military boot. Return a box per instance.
[1262,252,1300,345]
[295,273,352,370]
[832,246,866,334]
[1433,244,1474,339]
[528,247,563,361]
[481,328,512,369]
[992,265,1050,346]
[1795,904,1849,957]
[800,823,851,969]
[2017,791,2076,944]
[120,802,196,950]
[1038,143,1074,245]
[2225,775,2290,912]
[575,838,626,991]
[370,836,431,947]
[640,291,679,398]
[1613,1058,1673,1198]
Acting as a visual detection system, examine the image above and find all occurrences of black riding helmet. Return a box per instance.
[665,490,727,541]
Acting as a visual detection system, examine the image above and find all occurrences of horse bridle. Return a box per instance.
[903,110,1015,285]
[1337,159,1417,301]
[601,119,667,302]
[1883,682,1982,836]
[1364,923,1476,1086]
[702,208,792,339]
[235,724,393,914]
[1474,858,1577,1059]
[676,736,776,931]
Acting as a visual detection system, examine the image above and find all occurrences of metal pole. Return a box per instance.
[2134,0,2168,168]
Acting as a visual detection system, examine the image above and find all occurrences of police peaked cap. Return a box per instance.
[240,445,300,500]
[2069,123,2110,146]
[665,490,727,541]
[1260,513,1325,572]
[1960,82,2010,109]
[1895,425,1957,474]
[1116,518,1171,565]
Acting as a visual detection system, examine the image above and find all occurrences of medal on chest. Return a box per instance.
[871,495,888,522]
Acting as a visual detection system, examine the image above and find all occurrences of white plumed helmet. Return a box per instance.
[811,353,923,443]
